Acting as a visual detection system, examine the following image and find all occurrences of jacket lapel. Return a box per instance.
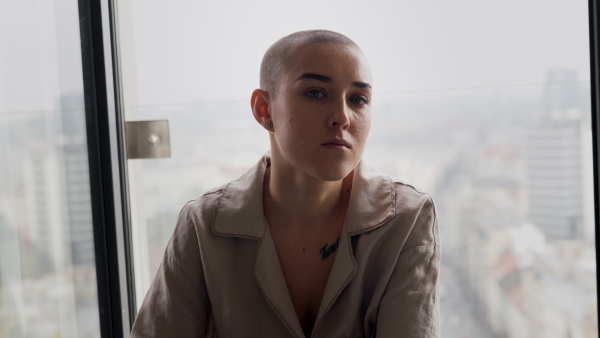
[211,156,268,239]
[254,225,305,337]
[314,229,356,324]
[211,154,395,239]
[209,154,396,336]
[314,160,395,327]
[344,160,396,236]
[210,154,305,336]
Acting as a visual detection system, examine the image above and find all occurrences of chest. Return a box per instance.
[270,230,342,336]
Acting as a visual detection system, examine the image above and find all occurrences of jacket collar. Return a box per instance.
[212,153,395,337]
[211,153,396,239]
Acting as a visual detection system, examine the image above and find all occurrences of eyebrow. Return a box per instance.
[352,81,372,89]
[294,73,372,89]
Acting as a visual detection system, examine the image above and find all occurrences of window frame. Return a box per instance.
[589,0,600,325]
[77,0,136,336]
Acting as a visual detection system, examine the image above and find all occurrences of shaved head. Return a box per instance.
[259,30,360,97]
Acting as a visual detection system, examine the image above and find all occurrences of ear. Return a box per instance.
[251,89,273,130]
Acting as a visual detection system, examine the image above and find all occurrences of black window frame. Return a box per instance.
[590,0,600,325]
[78,0,135,336]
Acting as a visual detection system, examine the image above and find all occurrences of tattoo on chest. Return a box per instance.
[319,238,340,261]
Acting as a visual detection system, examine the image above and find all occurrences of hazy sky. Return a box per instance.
[126,0,591,107]
[1,0,82,114]
[0,0,592,113]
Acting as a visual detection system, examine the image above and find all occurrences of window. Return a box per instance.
[117,1,598,337]
[0,0,100,337]
[1,0,598,337]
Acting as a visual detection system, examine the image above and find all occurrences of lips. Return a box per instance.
[321,138,351,148]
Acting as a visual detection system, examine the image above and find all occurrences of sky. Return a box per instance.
[125,0,591,107]
[0,0,592,112]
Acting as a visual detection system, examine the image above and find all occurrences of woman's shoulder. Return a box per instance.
[358,160,435,217]
[176,183,230,226]
[380,175,439,249]
[390,178,435,214]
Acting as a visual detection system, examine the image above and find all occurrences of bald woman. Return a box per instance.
[132,30,440,338]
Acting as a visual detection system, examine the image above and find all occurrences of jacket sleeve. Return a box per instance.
[375,196,441,338]
[131,202,213,338]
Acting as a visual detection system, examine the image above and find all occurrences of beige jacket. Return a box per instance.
[131,154,441,338]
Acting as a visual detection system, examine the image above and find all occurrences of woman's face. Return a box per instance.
[269,42,373,182]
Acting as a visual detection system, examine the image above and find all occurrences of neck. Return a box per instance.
[263,162,353,234]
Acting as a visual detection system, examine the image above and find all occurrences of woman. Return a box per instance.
[131,30,440,338]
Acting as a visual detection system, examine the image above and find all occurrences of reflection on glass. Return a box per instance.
[0,1,100,337]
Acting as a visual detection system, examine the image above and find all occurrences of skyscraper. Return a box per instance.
[60,94,95,266]
[526,69,586,240]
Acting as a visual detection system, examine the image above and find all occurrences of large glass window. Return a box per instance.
[117,1,597,337]
[0,1,100,337]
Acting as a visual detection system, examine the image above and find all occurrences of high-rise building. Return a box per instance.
[22,95,94,268]
[62,137,95,265]
[526,69,587,240]
[542,68,582,114]
[60,94,95,266]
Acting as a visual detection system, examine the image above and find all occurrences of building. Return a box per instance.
[526,69,588,240]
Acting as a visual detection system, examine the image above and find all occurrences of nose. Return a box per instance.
[328,97,350,130]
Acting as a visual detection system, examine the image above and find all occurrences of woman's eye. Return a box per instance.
[306,89,325,99]
[350,96,368,105]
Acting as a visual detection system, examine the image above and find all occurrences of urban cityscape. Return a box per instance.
[0,69,597,337]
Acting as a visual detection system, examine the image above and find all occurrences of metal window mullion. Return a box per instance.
[588,0,600,332]
[77,0,134,336]
[105,0,138,326]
